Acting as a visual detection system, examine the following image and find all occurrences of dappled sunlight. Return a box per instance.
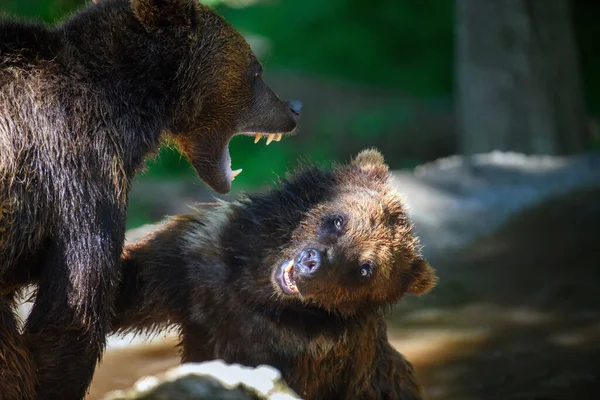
[389,327,490,367]
[87,337,181,400]
[391,303,556,328]
[548,322,600,348]
[387,304,562,373]
[386,304,600,400]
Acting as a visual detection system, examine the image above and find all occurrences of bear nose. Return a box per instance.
[288,100,302,116]
[295,248,321,277]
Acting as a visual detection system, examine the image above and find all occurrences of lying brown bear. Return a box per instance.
[111,149,437,400]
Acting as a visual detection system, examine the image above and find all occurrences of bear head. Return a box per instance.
[93,0,301,194]
[222,149,437,316]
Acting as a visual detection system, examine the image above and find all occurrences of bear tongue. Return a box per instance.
[188,138,241,194]
[219,145,242,186]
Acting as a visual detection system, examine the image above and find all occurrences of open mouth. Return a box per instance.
[277,259,299,295]
[221,131,292,185]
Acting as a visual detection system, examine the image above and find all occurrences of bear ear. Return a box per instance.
[351,148,389,177]
[406,257,437,295]
[132,0,198,30]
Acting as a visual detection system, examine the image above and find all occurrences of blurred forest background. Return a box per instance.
[4,2,600,398]
[1,0,598,229]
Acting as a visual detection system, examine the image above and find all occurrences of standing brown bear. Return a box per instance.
[0,0,300,398]
[111,149,437,400]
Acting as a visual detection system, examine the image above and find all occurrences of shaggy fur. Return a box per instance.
[0,0,300,398]
[112,149,437,400]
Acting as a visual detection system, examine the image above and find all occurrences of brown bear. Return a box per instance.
[110,149,437,400]
[0,0,300,398]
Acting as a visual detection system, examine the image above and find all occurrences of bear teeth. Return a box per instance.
[252,132,282,145]
[283,261,298,293]
[231,169,242,181]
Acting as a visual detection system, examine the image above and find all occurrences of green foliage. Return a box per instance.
[0,0,84,22]
[218,0,453,96]
[125,200,156,230]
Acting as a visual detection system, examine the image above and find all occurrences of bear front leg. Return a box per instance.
[0,292,37,400]
[369,336,424,400]
[24,211,124,400]
[180,324,215,364]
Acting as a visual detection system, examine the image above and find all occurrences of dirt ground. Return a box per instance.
[88,187,600,400]
[392,187,600,400]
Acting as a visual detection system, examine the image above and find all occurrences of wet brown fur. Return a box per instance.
[0,0,299,398]
[111,150,437,399]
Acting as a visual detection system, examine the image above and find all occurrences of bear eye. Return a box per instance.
[359,261,374,278]
[319,214,346,237]
[333,216,344,231]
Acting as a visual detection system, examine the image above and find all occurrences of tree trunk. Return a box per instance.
[456,0,588,156]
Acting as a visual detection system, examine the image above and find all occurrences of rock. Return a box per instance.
[393,151,600,257]
[101,361,301,400]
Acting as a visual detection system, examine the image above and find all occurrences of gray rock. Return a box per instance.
[393,151,600,257]
[101,361,300,400]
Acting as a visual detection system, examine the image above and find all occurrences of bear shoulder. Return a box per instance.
[0,20,56,65]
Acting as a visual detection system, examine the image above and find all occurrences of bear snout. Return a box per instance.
[288,100,302,117]
[295,248,322,278]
